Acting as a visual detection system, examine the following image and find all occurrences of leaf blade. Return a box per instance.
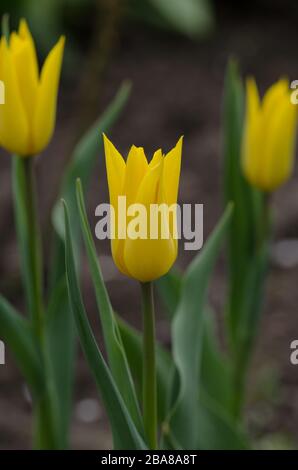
[76,179,143,435]
[50,81,131,286]
[0,295,43,396]
[168,204,233,449]
[63,201,146,450]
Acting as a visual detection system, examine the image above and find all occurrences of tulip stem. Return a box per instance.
[23,158,44,339]
[141,282,158,449]
[13,156,58,449]
[232,191,271,420]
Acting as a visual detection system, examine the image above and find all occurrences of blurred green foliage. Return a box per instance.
[0,0,214,51]
[129,0,214,38]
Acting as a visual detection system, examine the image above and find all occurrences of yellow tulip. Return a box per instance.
[242,78,297,191]
[103,134,183,282]
[0,19,65,156]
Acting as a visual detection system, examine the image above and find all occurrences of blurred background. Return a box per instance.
[1,0,298,450]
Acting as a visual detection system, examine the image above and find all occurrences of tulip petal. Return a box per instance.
[117,145,148,275]
[157,160,179,254]
[149,148,163,168]
[103,135,129,276]
[10,31,38,134]
[134,159,162,206]
[18,19,39,79]
[262,78,289,124]
[264,98,297,190]
[103,134,126,208]
[113,154,154,279]
[32,36,65,154]
[0,40,29,155]
[124,162,177,282]
[124,229,176,282]
[123,145,148,206]
[162,136,183,205]
[246,77,260,118]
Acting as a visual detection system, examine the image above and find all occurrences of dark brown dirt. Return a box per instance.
[1,3,298,449]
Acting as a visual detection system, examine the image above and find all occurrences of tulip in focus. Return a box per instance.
[0,19,65,156]
[242,78,297,191]
[103,134,183,282]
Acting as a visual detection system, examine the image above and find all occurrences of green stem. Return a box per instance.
[23,158,44,339]
[13,157,58,448]
[34,394,58,449]
[141,282,157,449]
[231,348,248,420]
[232,191,271,420]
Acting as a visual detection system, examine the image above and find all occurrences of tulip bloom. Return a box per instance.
[103,135,182,282]
[0,19,65,156]
[242,78,297,191]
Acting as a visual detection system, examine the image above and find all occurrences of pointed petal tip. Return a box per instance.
[58,35,66,48]
[102,133,113,149]
[54,35,65,54]
[177,135,184,147]
[171,135,184,153]
[18,18,30,35]
[130,144,144,151]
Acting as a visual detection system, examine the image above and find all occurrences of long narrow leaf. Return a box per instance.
[50,81,131,286]
[117,315,173,425]
[168,204,233,449]
[63,201,146,450]
[46,82,131,447]
[223,60,262,349]
[201,308,233,414]
[0,296,43,396]
[46,277,75,448]
[52,82,131,245]
[148,0,214,37]
[197,392,248,450]
[155,268,182,320]
[76,179,143,434]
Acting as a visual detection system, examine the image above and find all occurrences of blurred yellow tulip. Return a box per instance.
[103,134,182,282]
[242,78,297,191]
[0,19,65,156]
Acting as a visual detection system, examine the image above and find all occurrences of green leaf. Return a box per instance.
[197,392,248,450]
[201,308,234,415]
[140,0,214,38]
[0,295,43,396]
[155,268,182,320]
[45,82,131,448]
[117,315,173,425]
[46,277,76,448]
[12,157,43,326]
[63,201,146,450]
[76,179,143,435]
[52,81,131,244]
[1,13,10,41]
[167,204,233,449]
[234,244,269,369]
[50,81,131,286]
[222,60,263,349]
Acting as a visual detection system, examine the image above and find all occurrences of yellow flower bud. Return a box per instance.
[242,78,297,191]
[103,134,183,282]
[0,19,65,156]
